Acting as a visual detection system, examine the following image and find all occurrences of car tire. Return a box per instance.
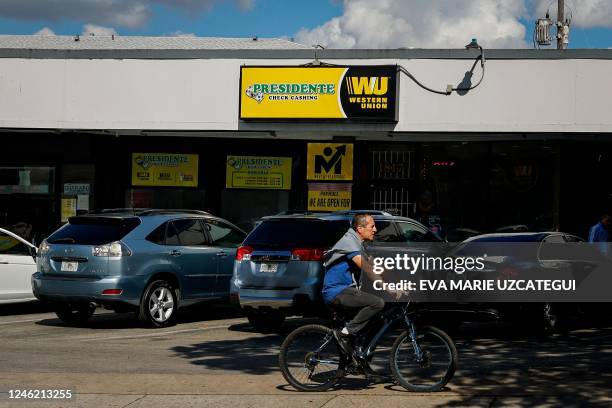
[55,303,96,326]
[247,311,285,332]
[139,280,179,328]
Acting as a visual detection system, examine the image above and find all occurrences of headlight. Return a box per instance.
[92,241,132,257]
[38,240,50,256]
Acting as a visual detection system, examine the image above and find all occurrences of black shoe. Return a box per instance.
[332,328,353,355]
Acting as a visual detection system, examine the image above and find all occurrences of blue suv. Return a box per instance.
[230,210,441,330]
[32,209,246,327]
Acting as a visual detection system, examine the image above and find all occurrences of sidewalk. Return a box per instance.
[1,372,609,408]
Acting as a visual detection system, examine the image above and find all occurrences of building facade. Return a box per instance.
[1,35,612,240]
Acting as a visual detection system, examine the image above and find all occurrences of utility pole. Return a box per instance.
[557,0,566,49]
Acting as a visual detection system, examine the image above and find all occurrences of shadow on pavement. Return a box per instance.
[0,300,52,316]
[172,317,612,402]
[34,302,245,330]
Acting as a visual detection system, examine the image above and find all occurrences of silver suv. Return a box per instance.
[230,210,441,331]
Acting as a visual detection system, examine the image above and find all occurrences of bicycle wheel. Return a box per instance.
[390,325,457,392]
[279,324,343,391]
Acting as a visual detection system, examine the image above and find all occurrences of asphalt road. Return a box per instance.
[0,302,611,407]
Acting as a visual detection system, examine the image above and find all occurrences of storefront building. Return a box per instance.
[1,35,611,241]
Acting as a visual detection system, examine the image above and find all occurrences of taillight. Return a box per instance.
[102,289,123,295]
[291,248,324,261]
[500,266,520,279]
[236,246,254,261]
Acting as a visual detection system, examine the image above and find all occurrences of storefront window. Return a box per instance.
[0,167,54,194]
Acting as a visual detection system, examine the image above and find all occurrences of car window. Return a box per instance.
[244,219,349,249]
[0,232,30,255]
[204,220,245,248]
[47,217,140,245]
[168,219,207,246]
[373,221,403,243]
[396,221,431,242]
[564,235,583,243]
[146,223,167,245]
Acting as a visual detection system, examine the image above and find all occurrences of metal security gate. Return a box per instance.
[369,149,415,217]
[371,187,415,217]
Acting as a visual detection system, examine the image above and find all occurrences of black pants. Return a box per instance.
[331,287,385,335]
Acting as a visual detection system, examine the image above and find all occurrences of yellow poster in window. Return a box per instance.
[307,143,353,181]
[226,156,292,190]
[308,183,352,212]
[131,153,198,187]
[61,198,77,223]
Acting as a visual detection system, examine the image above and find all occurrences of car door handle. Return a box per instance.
[170,250,182,257]
[216,251,227,257]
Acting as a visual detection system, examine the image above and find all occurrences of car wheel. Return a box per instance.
[139,280,178,328]
[55,303,96,326]
[247,311,285,332]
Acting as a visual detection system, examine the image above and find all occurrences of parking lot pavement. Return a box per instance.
[0,303,611,407]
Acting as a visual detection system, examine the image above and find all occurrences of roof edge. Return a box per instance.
[1,48,612,60]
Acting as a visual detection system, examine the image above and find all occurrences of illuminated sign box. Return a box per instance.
[240,66,398,122]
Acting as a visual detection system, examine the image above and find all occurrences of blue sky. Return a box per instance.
[0,0,610,49]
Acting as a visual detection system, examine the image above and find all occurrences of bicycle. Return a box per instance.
[278,302,458,392]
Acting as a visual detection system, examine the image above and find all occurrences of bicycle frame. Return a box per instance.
[360,304,424,362]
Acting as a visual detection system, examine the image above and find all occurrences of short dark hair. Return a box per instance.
[352,214,372,230]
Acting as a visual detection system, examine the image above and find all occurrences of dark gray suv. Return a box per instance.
[230,210,441,330]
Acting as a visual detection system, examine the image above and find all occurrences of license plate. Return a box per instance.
[61,261,78,272]
[260,263,278,273]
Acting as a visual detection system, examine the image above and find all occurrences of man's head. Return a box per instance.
[352,214,377,241]
[602,214,610,227]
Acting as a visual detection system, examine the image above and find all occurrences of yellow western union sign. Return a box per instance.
[132,153,198,187]
[307,143,353,181]
[226,155,292,190]
[240,66,398,121]
[308,183,352,212]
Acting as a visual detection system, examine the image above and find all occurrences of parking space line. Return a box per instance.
[81,324,231,341]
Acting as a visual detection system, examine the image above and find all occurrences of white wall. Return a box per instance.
[0,56,610,134]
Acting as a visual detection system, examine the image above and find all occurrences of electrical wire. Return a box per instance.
[397,47,485,95]
[301,46,486,95]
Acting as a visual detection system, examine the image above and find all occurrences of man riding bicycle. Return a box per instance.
[322,214,385,356]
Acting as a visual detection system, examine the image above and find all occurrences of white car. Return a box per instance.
[0,227,37,304]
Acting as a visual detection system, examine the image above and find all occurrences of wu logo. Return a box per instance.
[346,76,389,95]
[315,145,347,175]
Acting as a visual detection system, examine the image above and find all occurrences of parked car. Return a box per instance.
[0,227,37,304]
[230,210,442,331]
[32,209,246,327]
[450,231,595,333]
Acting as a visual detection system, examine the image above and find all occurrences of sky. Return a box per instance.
[0,0,611,49]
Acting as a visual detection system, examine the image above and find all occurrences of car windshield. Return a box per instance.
[244,219,349,249]
[47,217,141,245]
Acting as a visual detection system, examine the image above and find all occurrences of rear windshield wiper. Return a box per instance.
[48,237,76,244]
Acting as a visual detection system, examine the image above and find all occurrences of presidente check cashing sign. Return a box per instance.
[240,66,398,121]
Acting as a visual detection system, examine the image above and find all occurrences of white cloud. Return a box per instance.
[82,23,118,36]
[168,30,196,37]
[0,0,254,29]
[532,0,612,28]
[34,27,55,36]
[296,0,530,49]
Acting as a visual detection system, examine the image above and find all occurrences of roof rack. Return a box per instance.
[136,209,211,216]
[87,208,210,216]
[332,210,392,216]
[88,208,152,215]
